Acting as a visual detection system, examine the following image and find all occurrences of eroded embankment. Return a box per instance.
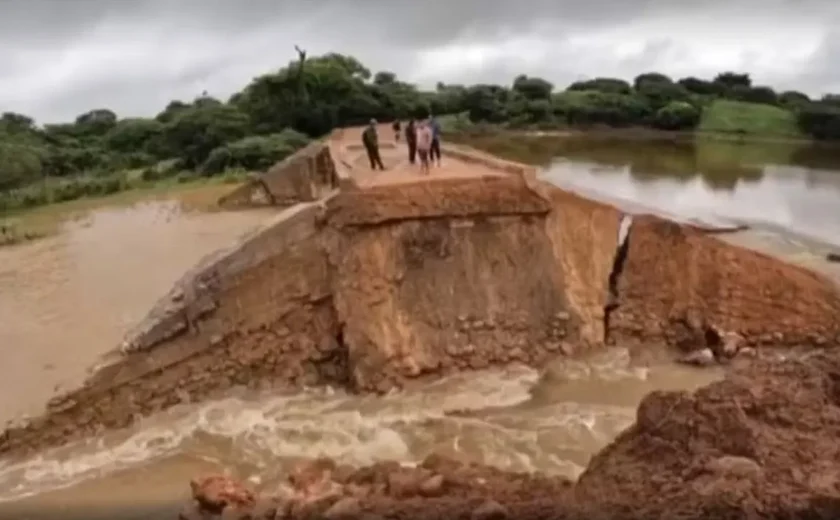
[217,139,340,209]
[183,349,840,520]
[3,139,840,463]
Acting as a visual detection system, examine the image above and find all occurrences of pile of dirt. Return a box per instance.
[574,351,840,517]
[182,351,840,519]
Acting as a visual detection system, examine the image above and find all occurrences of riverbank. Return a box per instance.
[0,174,248,248]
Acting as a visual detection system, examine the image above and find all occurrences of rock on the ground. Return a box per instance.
[190,474,255,513]
[323,496,361,519]
[720,331,744,358]
[676,347,716,366]
[472,499,509,520]
[704,455,763,478]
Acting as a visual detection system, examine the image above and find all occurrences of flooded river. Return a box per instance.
[0,202,275,423]
[2,135,840,517]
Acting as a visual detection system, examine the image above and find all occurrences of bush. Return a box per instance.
[437,112,473,134]
[653,102,701,130]
[141,158,185,181]
[0,173,131,211]
[554,90,652,126]
[796,102,840,140]
[199,129,311,175]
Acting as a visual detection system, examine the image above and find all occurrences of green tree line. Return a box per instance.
[2,50,840,211]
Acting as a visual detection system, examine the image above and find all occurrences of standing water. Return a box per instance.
[4,135,840,515]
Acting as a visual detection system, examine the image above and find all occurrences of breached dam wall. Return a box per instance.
[325,176,575,391]
[610,215,840,349]
[218,140,339,209]
[3,139,840,457]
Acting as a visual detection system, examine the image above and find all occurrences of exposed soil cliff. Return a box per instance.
[183,350,840,520]
[610,215,840,350]
[2,132,840,465]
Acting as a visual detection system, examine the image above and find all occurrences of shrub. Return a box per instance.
[198,129,311,175]
[653,102,701,130]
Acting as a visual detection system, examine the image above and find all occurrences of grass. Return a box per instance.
[698,100,805,139]
[0,172,249,248]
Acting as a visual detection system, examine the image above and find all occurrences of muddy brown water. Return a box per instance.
[2,136,840,515]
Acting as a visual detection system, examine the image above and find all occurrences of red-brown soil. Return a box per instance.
[182,350,840,520]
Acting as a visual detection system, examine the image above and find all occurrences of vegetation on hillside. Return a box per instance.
[3,51,840,213]
[698,100,803,139]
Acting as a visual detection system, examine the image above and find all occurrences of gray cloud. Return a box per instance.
[1,0,839,123]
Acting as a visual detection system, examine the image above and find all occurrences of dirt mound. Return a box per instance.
[575,351,840,517]
[182,352,840,519]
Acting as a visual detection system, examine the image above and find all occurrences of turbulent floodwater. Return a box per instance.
[0,349,721,514]
[2,136,840,515]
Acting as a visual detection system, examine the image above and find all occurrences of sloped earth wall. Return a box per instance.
[2,142,840,465]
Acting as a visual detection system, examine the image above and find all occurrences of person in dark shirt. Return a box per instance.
[392,120,402,142]
[362,119,385,170]
[405,118,417,164]
[428,115,442,166]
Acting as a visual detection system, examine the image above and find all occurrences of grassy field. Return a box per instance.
[698,100,805,139]
[0,175,246,247]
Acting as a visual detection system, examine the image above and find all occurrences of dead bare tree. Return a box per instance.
[293,45,308,99]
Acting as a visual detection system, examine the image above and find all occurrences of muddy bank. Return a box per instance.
[3,133,840,463]
[183,349,840,520]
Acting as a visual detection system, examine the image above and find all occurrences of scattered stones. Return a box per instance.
[184,454,572,519]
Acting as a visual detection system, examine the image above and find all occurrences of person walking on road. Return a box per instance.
[416,120,433,176]
[392,120,402,142]
[405,118,417,164]
[362,119,385,171]
[428,115,442,166]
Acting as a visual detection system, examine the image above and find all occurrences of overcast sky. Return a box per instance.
[1,0,839,124]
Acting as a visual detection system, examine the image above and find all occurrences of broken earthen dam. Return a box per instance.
[2,124,840,466]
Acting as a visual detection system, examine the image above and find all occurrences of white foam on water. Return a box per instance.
[0,364,540,502]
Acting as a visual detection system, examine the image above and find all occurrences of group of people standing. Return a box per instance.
[361,116,442,176]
